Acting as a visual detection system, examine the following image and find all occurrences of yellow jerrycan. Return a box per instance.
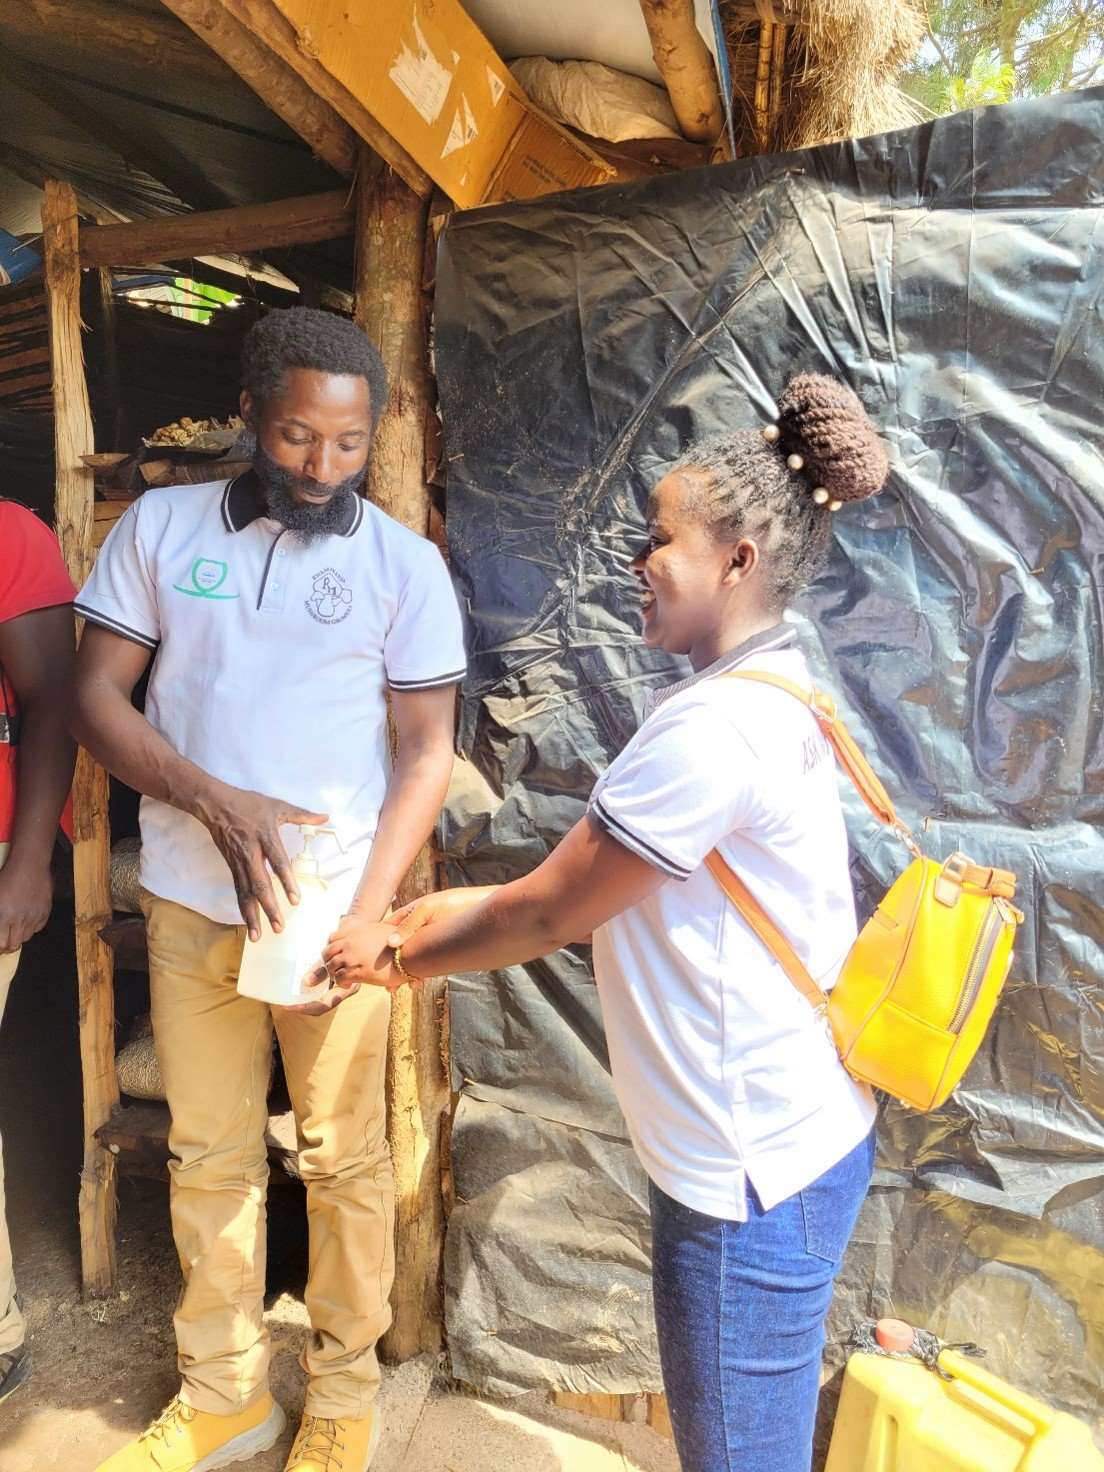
[825,1319,1104,1471]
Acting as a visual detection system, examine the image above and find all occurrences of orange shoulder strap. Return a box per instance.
[703,667,889,1016]
[721,670,898,828]
[704,851,828,1012]
[707,671,1017,1003]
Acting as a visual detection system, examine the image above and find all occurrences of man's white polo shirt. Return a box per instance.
[76,475,467,924]
[589,627,876,1221]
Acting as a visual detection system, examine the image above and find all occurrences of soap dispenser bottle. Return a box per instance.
[237,827,340,1005]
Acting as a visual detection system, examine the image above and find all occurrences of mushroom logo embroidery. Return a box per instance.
[306,567,353,624]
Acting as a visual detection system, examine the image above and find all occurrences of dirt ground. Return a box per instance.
[0,911,678,1472]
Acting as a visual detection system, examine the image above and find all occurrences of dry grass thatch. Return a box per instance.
[721,0,929,156]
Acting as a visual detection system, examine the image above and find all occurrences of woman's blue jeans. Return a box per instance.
[649,1128,875,1472]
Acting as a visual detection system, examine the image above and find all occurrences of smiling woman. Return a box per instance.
[320,373,892,1472]
[632,374,887,666]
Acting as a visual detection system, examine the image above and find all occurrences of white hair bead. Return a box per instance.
[762,424,781,444]
[812,487,830,505]
[786,453,804,471]
[829,499,843,512]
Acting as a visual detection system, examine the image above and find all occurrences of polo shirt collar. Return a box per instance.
[648,622,797,711]
[220,470,363,537]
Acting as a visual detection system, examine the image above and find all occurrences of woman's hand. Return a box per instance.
[314,915,405,992]
[291,888,499,1011]
[384,885,499,948]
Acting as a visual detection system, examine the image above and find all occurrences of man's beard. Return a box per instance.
[253,446,365,543]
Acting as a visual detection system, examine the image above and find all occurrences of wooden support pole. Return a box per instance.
[159,0,357,178]
[96,265,124,449]
[754,19,775,153]
[78,190,354,271]
[42,178,119,1298]
[354,151,447,1362]
[638,0,725,142]
[769,24,788,153]
[215,0,431,198]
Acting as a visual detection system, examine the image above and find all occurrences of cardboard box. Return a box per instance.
[269,0,618,207]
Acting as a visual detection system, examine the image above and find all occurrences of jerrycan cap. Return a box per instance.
[874,1318,917,1354]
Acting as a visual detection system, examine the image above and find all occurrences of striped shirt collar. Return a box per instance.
[646,622,797,713]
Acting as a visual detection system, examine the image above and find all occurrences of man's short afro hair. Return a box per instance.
[241,307,389,432]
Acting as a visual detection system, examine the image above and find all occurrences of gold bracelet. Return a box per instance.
[391,943,421,984]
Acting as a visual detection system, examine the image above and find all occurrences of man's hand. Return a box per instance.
[282,964,363,1018]
[194,784,328,941]
[384,886,499,949]
[0,860,53,954]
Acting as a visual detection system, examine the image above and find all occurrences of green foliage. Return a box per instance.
[901,0,1104,115]
[944,56,1016,109]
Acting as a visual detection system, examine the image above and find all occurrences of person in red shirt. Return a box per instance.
[0,499,76,1405]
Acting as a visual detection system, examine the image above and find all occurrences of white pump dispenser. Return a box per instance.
[236,827,344,1006]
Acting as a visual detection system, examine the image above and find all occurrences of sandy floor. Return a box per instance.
[0,1176,677,1472]
[0,912,678,1472]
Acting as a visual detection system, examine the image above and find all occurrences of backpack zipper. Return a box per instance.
[949,906,1003,1033]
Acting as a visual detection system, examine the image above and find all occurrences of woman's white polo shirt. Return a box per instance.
[589,631,876,1220]
[76,476,467,924]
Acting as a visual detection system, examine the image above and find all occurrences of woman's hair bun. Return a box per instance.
[776,374,888,504]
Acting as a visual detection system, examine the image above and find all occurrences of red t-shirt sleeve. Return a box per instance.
[0,503,77,844]
[0,502,77,621]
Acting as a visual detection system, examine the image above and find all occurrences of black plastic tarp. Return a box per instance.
[433,87,1104,1441]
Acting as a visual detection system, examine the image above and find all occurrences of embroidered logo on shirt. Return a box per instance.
[173,557,239,600]
[306,567,353,624]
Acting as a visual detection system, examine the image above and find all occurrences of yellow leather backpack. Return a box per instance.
[706,672,1023,1112]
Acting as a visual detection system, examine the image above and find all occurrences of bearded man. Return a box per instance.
[74,308,466,1472]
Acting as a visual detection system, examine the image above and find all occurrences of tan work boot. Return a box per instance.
[95,1393,287,1471]
[285,1412,382,1471]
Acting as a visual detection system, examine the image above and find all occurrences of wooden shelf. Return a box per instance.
[96,1101,302,1183]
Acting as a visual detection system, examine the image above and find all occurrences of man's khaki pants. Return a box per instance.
[0,899,25,1358]
[142,891,394,1419]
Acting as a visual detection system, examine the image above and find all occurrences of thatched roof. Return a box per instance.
[722,0,927,155]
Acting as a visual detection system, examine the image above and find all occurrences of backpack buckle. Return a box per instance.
[934,852,970,907]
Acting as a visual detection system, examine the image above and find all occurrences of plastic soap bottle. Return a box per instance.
[237,827,341,1006]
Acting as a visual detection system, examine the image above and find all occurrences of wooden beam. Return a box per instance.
[42,177,119,1298]
[0,0,234,82]
[215,0,431,197]
[639,0,725,143]
[551,1390,675,1440]
[355,153,446,1362]
[0,53,231,214]
[78,189,354,270]
[553,1392,634,1422]
[159,0,357,178]
[647,1394,674,1439]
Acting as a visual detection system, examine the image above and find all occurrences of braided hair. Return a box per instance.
[676,374,889,606]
